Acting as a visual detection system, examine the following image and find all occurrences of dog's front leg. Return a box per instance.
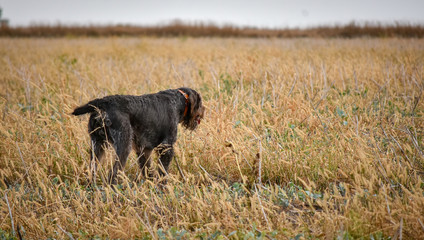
[157,144,174,179]
[136,148,153,180]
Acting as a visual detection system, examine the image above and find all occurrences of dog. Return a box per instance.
[72,87,204,185]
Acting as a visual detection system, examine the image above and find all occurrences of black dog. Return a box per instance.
[72,87,204,184]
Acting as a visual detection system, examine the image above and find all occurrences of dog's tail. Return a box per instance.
[72,98,106,116]
[72,104,96,116]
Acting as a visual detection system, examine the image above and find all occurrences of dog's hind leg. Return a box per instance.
[89,139,106,186]
[107,118,133,185]
[88,112,109,186]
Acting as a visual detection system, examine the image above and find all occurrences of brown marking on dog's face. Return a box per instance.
[195,105,205,125]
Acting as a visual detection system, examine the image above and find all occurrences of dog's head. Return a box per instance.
[179,88,205,130]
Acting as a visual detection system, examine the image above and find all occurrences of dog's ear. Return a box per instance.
[181,88,204,130]
[187,89,202,117]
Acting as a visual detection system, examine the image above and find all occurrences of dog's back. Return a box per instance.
[72,95,128,116]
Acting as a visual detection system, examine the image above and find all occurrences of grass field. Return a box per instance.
[0,37,423,239]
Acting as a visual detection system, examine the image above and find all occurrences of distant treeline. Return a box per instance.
[1,21,424,38]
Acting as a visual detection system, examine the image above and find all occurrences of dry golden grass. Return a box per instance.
[0,37,423,239]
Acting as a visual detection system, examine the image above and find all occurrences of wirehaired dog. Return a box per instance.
[72,87,204,185]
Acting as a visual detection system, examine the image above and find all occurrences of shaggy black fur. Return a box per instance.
[72,87,204,184]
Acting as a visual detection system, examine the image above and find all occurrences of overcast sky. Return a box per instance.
[0,0,423,28]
